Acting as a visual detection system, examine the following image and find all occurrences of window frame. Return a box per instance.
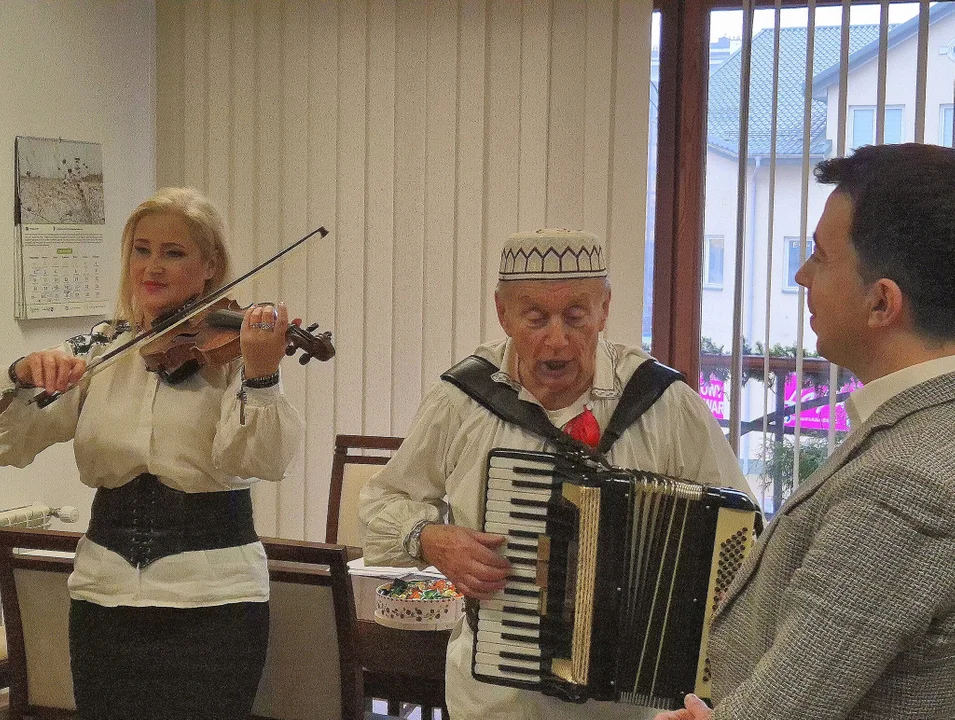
[783,236,814,293]
[703,235,725,289]
[652,0,929,386]
[941,104,953,148]
[651,0,710,383]
[849,104,905,150]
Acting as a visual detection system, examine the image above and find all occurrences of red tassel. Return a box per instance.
[563,406,600,448]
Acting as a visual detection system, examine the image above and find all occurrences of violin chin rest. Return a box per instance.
[157,359,201,385]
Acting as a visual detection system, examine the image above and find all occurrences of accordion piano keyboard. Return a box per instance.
[473,455,559,686]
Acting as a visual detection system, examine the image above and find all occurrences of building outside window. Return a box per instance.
[850,105,904,149]
[695,4,954,513]
[784,236,814,292]
[703,235,725,289]
[941,105,953,147]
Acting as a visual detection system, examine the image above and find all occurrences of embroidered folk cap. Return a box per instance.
[499,229,607,281]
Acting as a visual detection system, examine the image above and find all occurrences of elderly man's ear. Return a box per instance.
[494,288,511,336]
[598,287,611,331]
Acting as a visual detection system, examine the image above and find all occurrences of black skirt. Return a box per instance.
[69,599,269,720]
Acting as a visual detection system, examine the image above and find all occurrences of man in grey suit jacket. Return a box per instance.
[655,143,955,720]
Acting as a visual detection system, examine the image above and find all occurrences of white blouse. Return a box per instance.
[0,321,304,608]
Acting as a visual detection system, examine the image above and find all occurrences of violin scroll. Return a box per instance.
[286,322,335,365]
[203,307,335,366]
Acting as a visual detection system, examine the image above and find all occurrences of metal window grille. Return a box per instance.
[702,0,944,513]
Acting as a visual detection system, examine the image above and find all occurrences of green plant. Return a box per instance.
[700,336,855,387]
[759,434,843,496]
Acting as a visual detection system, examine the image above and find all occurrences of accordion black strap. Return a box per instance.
[440,354,684,457]
[596,357,684,454]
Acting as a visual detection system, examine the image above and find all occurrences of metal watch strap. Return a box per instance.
[405,519,435,560]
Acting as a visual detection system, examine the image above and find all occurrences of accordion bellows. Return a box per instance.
[472,448,759,710]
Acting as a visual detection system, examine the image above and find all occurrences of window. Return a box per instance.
[941,105,953,148]
[678,5,928,513]
[703,235,724,289]
[850,106,903,150]
[784,236,814,292]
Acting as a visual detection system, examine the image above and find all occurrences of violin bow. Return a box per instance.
[29,226,329,407]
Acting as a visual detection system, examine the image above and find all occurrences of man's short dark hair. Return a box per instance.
[814,143,955,340]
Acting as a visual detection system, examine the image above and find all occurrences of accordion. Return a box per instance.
[471,448,759,709]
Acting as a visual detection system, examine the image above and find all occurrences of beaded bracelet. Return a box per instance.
[242,370,279,389]
[8,357,35,390]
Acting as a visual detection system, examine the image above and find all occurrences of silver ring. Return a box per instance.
[251,322,275,330]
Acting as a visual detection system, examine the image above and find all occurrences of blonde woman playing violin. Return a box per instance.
[0,187,304,720]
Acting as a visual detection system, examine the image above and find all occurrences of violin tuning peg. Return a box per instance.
[306,323,319,333]
[285,346,296,357]
[299,354,312,365]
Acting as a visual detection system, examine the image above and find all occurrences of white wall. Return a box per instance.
[0,0,157,529]
[155,0,654,541]
[701,154,827,353]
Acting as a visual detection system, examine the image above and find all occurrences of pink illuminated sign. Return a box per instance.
[782,375,860,432]
[699,373,861,431]
[699,374,726,420]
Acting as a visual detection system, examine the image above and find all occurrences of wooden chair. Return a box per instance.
[253,537,364,720]
[326,435,403,547]
[0,529,365,720]
[0,528,79,720]
[0,625,9,691]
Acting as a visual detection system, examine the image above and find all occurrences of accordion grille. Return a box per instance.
[693,509,756,694]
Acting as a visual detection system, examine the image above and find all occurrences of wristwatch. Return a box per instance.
[404,519,435,561]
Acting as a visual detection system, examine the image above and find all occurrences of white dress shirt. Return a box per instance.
[0,322,304,608]
[846,354,955,429]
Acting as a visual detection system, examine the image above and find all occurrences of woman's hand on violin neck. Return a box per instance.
[16,351,86,395]
[240,302,290,378]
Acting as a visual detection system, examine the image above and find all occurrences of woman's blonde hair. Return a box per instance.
[114,187,231,329]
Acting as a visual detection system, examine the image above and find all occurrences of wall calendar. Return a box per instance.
[14,136,108,319]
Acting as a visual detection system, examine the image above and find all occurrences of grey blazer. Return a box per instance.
[707,372,955,720]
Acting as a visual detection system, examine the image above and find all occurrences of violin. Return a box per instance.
[29,225,331,408]
[140,298,335,384]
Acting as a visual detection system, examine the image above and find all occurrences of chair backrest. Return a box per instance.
[326,434,403,547]
[252,537,364,720]
[0,530,363,720]
[0,528,80,720]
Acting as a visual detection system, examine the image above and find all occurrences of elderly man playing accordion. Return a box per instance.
[360,229,754,720]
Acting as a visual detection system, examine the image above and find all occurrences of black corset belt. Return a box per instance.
[86,473,258,568]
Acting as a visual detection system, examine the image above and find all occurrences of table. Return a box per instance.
[351,573,452,717]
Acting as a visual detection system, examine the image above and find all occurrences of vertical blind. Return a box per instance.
[155,0,653,540]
